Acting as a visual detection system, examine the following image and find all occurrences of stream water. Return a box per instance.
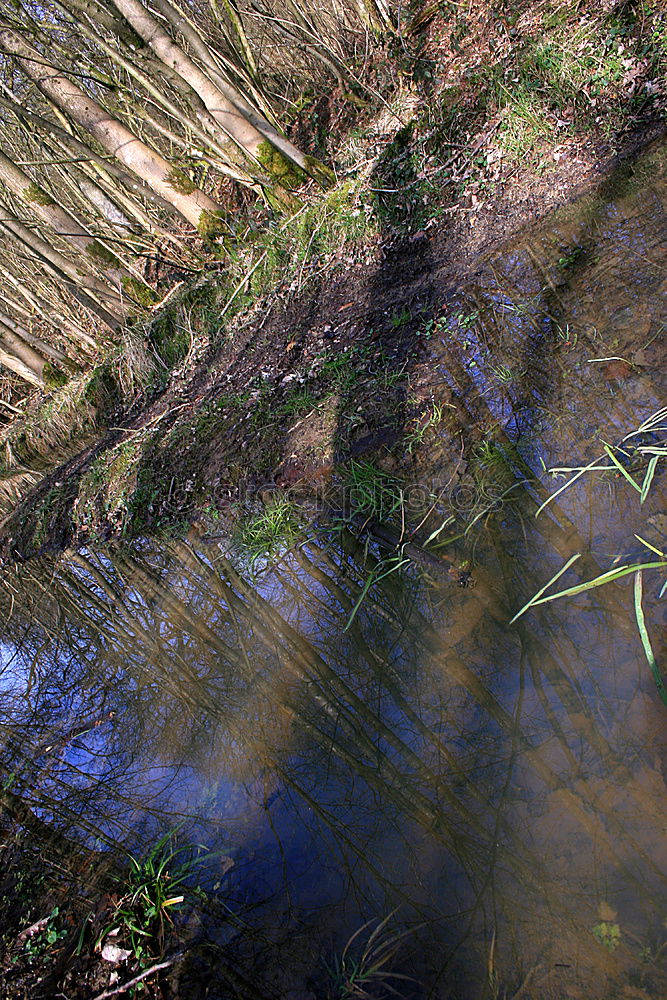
[1,143,666,999]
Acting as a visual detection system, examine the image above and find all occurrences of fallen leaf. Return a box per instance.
[101,942,132,964]
[603,360,632,380]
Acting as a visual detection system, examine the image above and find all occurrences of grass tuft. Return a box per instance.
[236,493,303,567]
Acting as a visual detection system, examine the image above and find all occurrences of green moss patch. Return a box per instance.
[22,182,54,206]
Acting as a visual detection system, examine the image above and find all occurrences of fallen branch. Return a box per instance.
[89,953,183,1000]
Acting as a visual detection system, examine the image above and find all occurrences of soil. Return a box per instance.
[1,116,665,563]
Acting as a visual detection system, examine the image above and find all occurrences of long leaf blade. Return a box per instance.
[634,570,667,707]
[640,455,659,504]
[509,553,581,624]
[529,560,667,606]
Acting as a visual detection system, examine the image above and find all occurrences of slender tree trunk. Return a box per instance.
[0,212,127,318]
[54,3,257,186]
[0,91,178,217]
[356,0,394,32]
[0,216,123,331]
[0,343,44,386]
[0,321,47,379]
[0,307,69,365]
[0,268,98,351]
[0,148,146,301]
[110,0,333,190]
[210,0,262,89]
[0,19,226,234]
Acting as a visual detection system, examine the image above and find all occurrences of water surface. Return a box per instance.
[1,144,666,999]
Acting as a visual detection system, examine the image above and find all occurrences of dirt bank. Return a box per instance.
[1,120,665,564]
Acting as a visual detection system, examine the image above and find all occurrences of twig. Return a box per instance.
[89,954,183,1000]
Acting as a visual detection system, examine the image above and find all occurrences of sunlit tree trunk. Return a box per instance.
[0,148,147,302]
[0,268,97,352]
[356,0,394,32]
[0,308,69,366]
[110,0,333,191]
[0,226,121,335]
[0,343,44,387]
[0,91,179,220]
[0,212,127,323]
[0,18,226,234]
[0,321,47,380]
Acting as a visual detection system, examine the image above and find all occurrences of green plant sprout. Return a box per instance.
[593,920,621,952]
[329,911,414,999]
[237,494,303,568]
[511,406,667,704]
[487,362,527,385]
[96,830,209,966]
[405,400,446,453]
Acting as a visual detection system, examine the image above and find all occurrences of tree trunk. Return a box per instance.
[0,216,123,331]
[0,213,127,319]
[356,0,394,32]
[0,265,98,351]
[0,19,226,234]
[0,148,146,301]
[110,0,333,190]
[0,91,178,217]
[0,343,44,386]
[0,307,69,365]
[0,320,47,379]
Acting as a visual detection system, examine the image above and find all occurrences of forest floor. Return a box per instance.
[1,2,667,997]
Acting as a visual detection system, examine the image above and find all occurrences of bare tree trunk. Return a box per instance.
[0,19,227,234]
[0,320,48,379]
[356,0,394,32]
[0,343,44,386]
[0,212,127,318]
[110,0,333,190]
[0,148,147,302]
[0,216,123,331]
[0,91,178,217]
[0,268,98,352]
[0,308,69,365]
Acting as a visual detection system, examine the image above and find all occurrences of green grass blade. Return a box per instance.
[535,455,603,517]
[634,533,665,558]
[528,560,667,606]
[424,517,454,547]
[634,570,667,707]
[602,443,641,492]
[640,455,659,504]
[509,553,581,624]
[624,405,667,439]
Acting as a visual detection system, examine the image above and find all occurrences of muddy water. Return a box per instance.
[1,144,667,999]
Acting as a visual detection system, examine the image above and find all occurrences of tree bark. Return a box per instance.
[0,18,226,233]
[0,147,144,299]
[0,91,177,217]
[110,0,333,190]
[0,216,123,331]
[0,307,69,365]
[0,265,98,351]
[0,343,44,386]
[0,212,127,318]
[0,321,47,379]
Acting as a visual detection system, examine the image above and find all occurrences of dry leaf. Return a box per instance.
[101,942,132,963]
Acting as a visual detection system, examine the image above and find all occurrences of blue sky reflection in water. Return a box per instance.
[1,144,666,999]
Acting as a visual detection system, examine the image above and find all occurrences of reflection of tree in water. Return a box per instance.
[1,523,667,997]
